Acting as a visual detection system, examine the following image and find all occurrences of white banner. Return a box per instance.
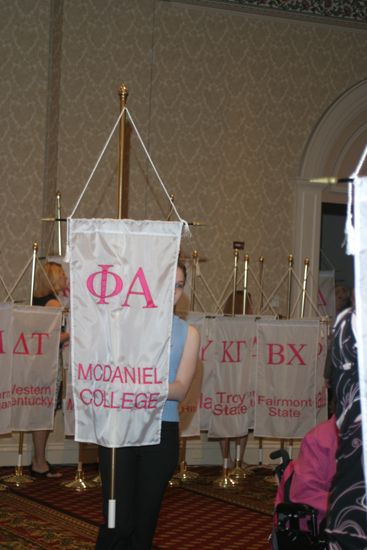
[352,176,367,487]
[254,319,322,438]
[0,304,62,434]
[68,218,182,447]
[208,316,257,438]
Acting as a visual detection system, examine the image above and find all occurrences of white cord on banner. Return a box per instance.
[352,143,367,179]
[0,273,12,302]
[69,107,126,219]
[5,256,33,302]
[125,108,190,236]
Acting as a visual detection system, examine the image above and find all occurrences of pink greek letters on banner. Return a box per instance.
[86,265,157,308]
[254,319,325,439]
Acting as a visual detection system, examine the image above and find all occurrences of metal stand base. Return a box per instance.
[213,467,237,489]
[62,467,96,492]
[1,466,34,487]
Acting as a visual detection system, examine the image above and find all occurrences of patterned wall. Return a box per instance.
[0,1,51,301]
[1,0,367,313]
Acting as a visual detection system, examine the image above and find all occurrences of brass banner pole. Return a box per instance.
[258,256,264,314]
[257,256,265,461]
[214,246,241,489]
[106,83,129,528]
[287,254,295,457]
[242,254,249,315]
[289,257,309,459]
[233,251,251,480]
[286,254,293,319]
[230,253,250,481]
[300,258,310,319]
[190,250,199,311]
[169,437,199,486]
[3,243,39,486]
[63,443,96,491]
[117,84,129,219]
[231,248,239,315]
[167,194,175,221]
[213,438,236,488]
[56,191,62,256]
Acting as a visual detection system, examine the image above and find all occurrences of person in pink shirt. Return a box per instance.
[274,415,338,530]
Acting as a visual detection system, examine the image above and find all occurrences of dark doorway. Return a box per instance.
[320,202,354,290]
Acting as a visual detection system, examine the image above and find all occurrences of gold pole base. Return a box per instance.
[62,469,95,491]
[213,469,238,489]
[1,466,34,487]
[168,477,181,487]
[172,461,199,482]
[169,460,199,487]
[229,460,253,481]
[91,472,102,486]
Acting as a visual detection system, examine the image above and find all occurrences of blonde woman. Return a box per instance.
[30,262,69,478]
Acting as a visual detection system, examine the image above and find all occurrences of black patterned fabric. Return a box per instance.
[326,307,367,550]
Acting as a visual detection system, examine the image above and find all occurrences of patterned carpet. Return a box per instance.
[0,464,275,549]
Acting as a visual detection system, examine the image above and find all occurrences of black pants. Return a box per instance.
[95,422,179,550]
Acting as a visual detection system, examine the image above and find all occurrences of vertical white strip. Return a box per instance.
[353,177,367,493]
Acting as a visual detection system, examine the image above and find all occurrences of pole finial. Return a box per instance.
[118,84,129,106]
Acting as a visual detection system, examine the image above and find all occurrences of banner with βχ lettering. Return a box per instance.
[0,304,62,434]
[254,319,320,438]
[208,316,256,438]
[179,312,205,437]
[68,219,182,447]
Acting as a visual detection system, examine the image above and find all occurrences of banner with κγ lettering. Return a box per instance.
[254,319,320,438]
[68,218,183,447]
[208,316,256,438]
[0,304,62,434]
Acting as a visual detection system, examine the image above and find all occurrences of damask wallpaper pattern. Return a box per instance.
[1,0,367,313]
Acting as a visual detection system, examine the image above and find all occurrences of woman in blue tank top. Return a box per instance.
[96,260,200,550]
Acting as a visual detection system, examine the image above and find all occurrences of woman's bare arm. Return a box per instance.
[168,325,200,402]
